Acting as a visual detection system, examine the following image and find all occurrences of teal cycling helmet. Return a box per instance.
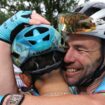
[12,24,66,75]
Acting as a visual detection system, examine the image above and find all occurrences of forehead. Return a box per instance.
[66,34,101,47]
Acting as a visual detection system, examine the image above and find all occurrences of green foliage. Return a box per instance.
[0,0,79,27]
[43,0,79,27]
[0,11,11,24]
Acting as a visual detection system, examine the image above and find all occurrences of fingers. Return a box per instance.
[29,11,50,25]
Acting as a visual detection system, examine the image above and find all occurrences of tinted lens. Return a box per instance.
[58,12,96,34]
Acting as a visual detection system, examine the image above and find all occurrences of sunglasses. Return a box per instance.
[58,12,96,34]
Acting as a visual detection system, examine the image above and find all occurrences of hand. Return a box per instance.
[0,10,50,43]
[30,10,50,25]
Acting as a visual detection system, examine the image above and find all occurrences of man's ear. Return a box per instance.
[19,73,32,88]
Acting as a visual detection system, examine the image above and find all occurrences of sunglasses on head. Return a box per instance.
[58,12,96,35]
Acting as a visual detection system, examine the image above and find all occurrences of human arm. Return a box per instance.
[12,69,103,105]
[25,70,105,105]
[0,10,50,95]
[0,41,18,94]
[16,69,105,105]
[1,67,104,105]
[22,94,105,105]
[1,93,105,105]
[0,10,50,43]
[8,69,104,105]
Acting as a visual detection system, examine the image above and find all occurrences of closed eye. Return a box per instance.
[74,45,89,52]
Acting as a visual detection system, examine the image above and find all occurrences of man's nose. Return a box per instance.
[64,47,76,63]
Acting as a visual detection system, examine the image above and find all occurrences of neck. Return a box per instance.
[34,69,70,95]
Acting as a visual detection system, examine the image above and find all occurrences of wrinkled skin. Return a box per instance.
[63,34,102,86]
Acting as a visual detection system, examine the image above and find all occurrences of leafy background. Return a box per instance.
[0,0,89,27]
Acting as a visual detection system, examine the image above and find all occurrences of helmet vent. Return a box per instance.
[43,34,50,41]
[36,27,48,33]
[75,7,83,12]
[12,52,19,58]
[61,37,64,45]
[24,29,34,37]
[84,7,100,16]
[29,41,36,45]
[101,17,105,21]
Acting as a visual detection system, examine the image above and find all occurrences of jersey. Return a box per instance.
[95,77,105,93]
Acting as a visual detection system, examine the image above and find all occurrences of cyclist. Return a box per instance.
[1,1,105,105]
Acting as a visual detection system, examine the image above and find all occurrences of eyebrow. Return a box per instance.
[73,44,101,52]
[73,44,88,49]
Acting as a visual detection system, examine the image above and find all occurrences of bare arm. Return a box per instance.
[18,70,104,105]
[0,11,50,95]
[22,94,105,105]
[23,70,105,105]
[0,41,18,95]
[2,77,105,105]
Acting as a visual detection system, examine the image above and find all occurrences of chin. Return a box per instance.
[66,78,78,86]
[67,81,77,86]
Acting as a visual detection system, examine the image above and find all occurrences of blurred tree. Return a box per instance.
[0,0,79,27]
[0,11,7,24]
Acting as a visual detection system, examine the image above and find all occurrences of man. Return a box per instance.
[1,1,105,105]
